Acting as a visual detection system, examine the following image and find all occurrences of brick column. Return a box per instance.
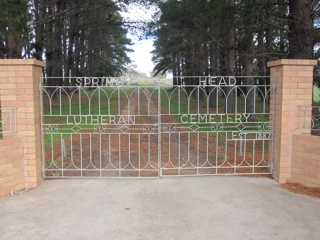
[0,59,45,190]
[267,59,317,184]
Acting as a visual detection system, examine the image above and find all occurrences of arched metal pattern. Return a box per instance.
[41,76,273,178]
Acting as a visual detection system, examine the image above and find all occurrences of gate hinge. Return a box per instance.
[38,83,41,92]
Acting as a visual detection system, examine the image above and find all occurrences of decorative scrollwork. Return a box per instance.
[162,123,176,133]
[94,124,107,133]
[258,122,269,131]
[45,124,58,133]
[143,124,156,133]
[211,123,223,132]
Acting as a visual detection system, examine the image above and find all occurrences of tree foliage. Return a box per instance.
[0,0,133,79]
[0,0,29,58]
[150,0,320,79]
[0,0,319,81]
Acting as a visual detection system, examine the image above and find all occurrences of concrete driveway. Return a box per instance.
[0,176,319,240]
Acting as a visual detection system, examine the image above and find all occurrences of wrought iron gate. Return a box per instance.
[41,76,273,178]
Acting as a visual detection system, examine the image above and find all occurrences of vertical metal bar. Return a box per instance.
[224,134,229,172]
[98,87,101,115]
[49,88,53,116]
[233,136,237,174]
[216,87,219,114]
[262,138,265,161]
[51,134,54,168]
[119,133,121,177]
[79,88,82,116]
[243,135,247,162]
[197,86,200,115]
[70,134,73,170]
[270,82,275,171]
[59,87,62,115]
[80,134,83,177]
[69,88,72,115]
[90,133,92,170]
[118,87,120,115]
[128,133,131,172]
[178,132,181,175]
[168,132,171,169]
[188,93,190,114]
[148,89,150,115]
[252,139,256,173]
[234,139,237,169]
[99,133,102,177]
[108,95,111,115]
[244,82,247,114]
[215,132,218,174]
[225,87,228,115]
[148,133,151,165]
[61,138,66,157]
[138,87,140,115]
[206,132,209,165]
[178,87,180,114]
[253,86,256,113]
[235,86,238,115]
[138,134,141,177]
[197,132,199,175]
[39,81,46,177]
[188,132,190,166]
[108,134,111,172]
[61,134,64,177]
[207,88,209,114]
[158,82,161,177]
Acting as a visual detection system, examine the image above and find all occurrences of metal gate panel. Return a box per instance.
[41,76,273,178]
[159,77,272,176]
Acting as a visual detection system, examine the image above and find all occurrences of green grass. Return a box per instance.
[313,87,320,102]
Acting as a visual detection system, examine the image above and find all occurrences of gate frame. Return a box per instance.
[40,76,273,177]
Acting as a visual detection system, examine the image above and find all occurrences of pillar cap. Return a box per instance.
[267,59,318,67]
[0,59,45,68]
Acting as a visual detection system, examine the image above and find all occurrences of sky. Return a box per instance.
[121,4,156,77]
[127,38,154,77]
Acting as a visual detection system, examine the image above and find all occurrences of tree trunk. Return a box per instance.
[226,0,235,114]
[209,34,218,108]
[288,0,314,59]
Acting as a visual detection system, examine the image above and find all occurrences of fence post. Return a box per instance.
[0,59,45,192]
[267,59,317,184]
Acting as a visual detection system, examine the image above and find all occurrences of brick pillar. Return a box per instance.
[0,59,45,190]
[267,59,317,184]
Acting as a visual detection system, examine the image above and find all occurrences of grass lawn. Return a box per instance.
[314,87,320,102]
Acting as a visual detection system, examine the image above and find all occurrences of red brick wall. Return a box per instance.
[0,59,45,196]
[292,134,320,187]
[268,59,318,183]
[0,137,24,195]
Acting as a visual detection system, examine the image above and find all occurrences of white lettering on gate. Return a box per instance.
[180,114,252,123]
[67,115,135,125]
[199,76,236,86]
[75,77,125,87]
